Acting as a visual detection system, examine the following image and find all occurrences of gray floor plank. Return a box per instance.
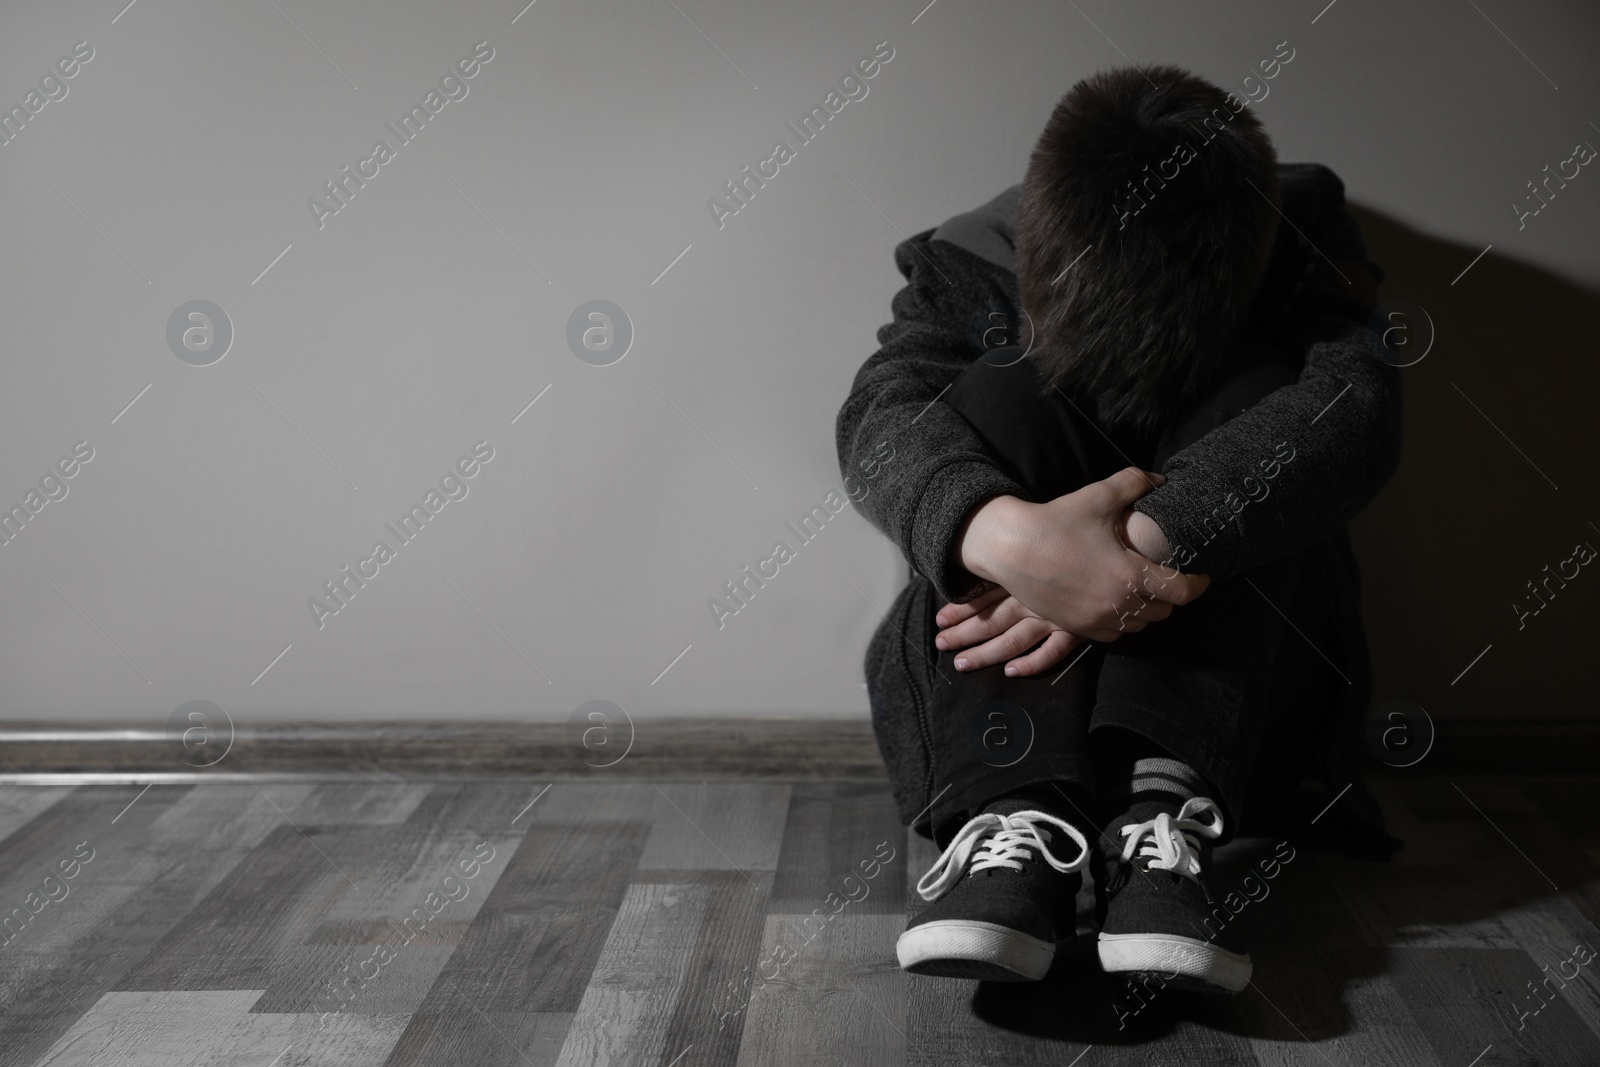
[1238,961,1442,1066]
[113,821,378,994]
[27,989,407,1066]
[1319,847,1525,950]
[1388,946,1599,1066]
[381,1011,573,1067]
[1210,846,1442,1063]
[554,880,713,1066]
[285,782,434,825]
[0,785,77,847]
[0,786,236,1067]
[404,782,550,831]
[736,913,907,1067]
[403,820,652,1016]
[650,868,775,1067]
[0,774,1593,1066]
[1497,902,1600,1045]
[115,818,509,1014]
[0,785,191,907]
[769,783,905,916]
[908,968,1095,1066]
[953,967,1265,1066]
[639,783,792,873]
[531,782,662,822]
[255,825,517,1015]
[534,782,792,874]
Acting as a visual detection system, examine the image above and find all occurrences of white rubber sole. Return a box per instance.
[1097,932,1252,993]
[896,919,1056,981]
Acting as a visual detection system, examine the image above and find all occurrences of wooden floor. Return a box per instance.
[0,776,1596,1066]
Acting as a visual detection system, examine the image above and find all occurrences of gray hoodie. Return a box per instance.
[836,163,1401,836]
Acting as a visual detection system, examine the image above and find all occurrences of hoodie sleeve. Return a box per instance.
[835,232,1024,604]
[1129,171,1402,580]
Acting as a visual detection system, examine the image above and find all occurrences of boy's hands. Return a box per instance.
[947,467,1210,670]
[935,586,1080,676]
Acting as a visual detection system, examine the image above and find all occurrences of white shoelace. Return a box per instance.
[1117,796,1225,879]
[916,809,1090,902]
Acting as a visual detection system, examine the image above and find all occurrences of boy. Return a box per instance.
[835,66,1400,991]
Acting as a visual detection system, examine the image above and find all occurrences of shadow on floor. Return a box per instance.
[967,836,1391,1047]
[964,776,1600,1059]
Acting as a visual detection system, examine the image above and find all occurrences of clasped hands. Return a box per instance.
[935,467,1210,677]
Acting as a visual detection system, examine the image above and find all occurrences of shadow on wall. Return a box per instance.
[1345,204,1600,722]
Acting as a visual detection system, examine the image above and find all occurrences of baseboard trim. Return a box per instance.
[0,718,1590,781]
[0,718,889,779]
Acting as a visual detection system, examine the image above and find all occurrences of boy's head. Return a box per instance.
[1015,65,1281,433]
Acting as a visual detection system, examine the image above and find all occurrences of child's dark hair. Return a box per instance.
[1016,65,1280,433]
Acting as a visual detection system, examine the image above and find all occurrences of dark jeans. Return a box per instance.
[927,345,1333,845]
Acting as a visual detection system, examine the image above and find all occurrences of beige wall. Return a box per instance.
[0,0,1594,723]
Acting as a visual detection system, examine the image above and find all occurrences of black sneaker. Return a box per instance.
[1097,796,1252,993]
[897,799,1089,981]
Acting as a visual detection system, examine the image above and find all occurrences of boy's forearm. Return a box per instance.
[835,234,1029,604]
[1131,317,1402,579]
[1129,205,1396,579]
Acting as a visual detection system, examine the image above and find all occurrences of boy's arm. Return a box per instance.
[838,228,1209,644]
[1129,202,1402,580]
[835,230,1025,604]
